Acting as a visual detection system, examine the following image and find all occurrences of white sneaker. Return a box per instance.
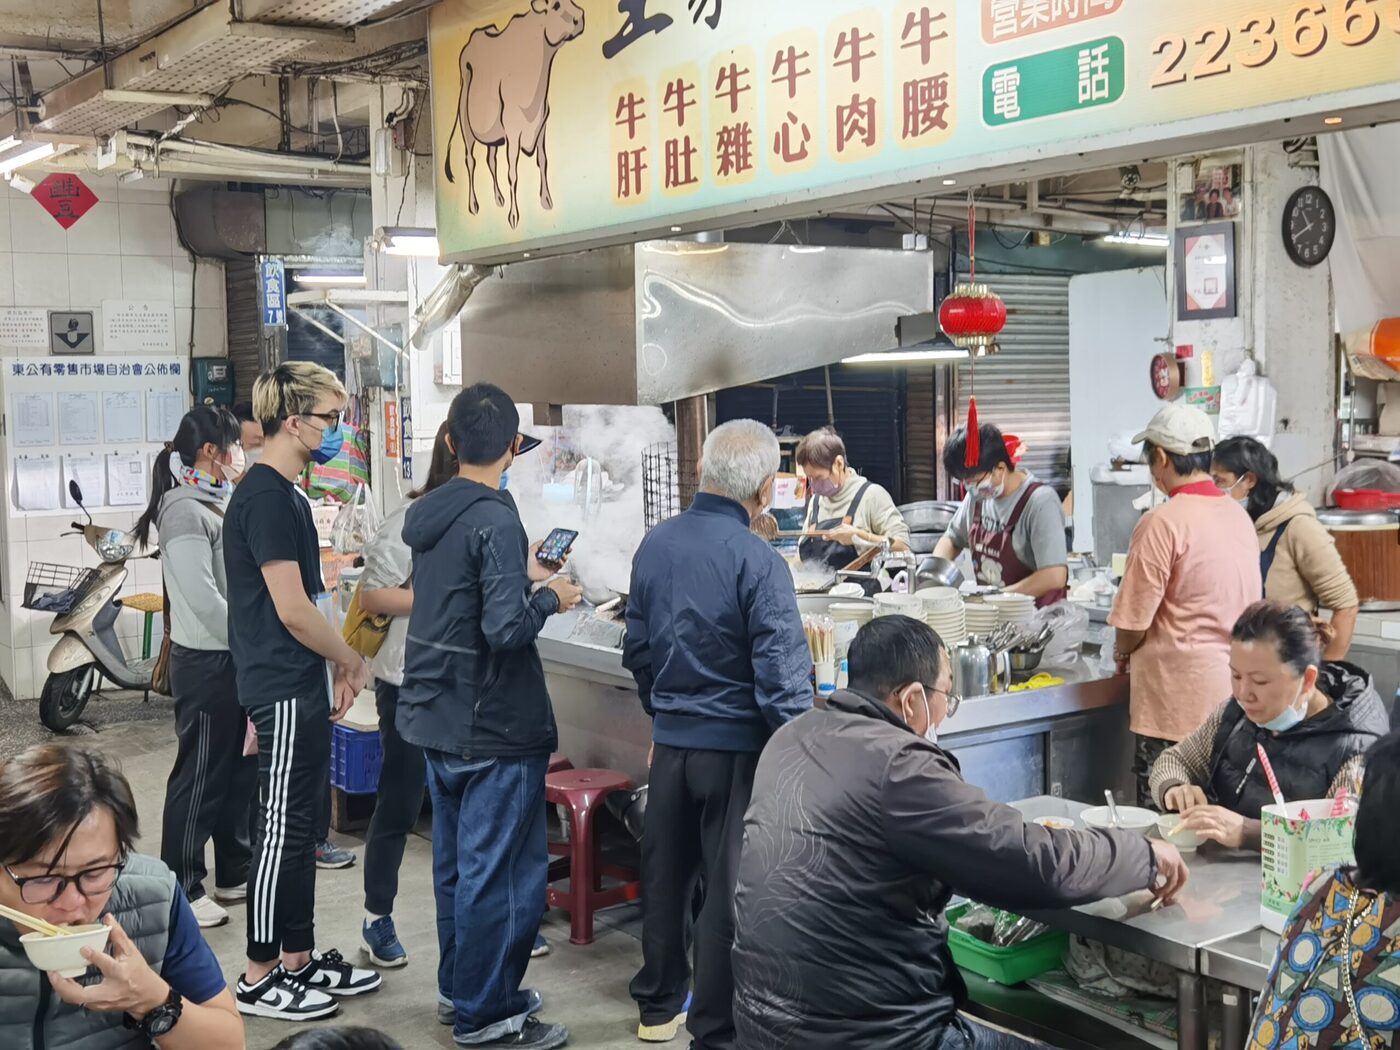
[190,894,229,928]
[212,883,247,904]
[236,966,339,1022]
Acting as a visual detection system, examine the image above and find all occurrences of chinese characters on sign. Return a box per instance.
[612,2,957,202]
[8,360,182,378]
[983,0,1122,44]
[260,259,287,329]
[983,36,1124,126]
[32,173,98,230]
[603,0,723,59]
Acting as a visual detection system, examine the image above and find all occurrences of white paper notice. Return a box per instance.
[106,452,148,506]
[14,457,60,511]
[102,391,143,443]
[0,308,49,349]
[57,391,100,446]
[11,392,55,447]
[63,456,105,508]
[145,390,184,444]
[102,300,175,354]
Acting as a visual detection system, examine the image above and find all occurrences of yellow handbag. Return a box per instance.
[342,582,392,658]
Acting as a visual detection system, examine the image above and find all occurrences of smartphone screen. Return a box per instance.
[536,528,579,565]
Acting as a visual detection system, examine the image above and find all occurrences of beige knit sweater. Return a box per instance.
[1255,494,1359,613]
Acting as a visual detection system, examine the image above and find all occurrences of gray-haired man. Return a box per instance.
[623,419,814,1050]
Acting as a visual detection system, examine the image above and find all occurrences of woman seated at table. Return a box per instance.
[1247,730,1400,1050]
[1149,601,1388,850]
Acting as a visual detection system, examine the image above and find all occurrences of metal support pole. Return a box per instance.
[673,395,708,513]
[1221,985,1250,1050]
[1176,973,1207,1050]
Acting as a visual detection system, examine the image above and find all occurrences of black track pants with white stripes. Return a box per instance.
[160,645,257,902]
[245,693,332,962]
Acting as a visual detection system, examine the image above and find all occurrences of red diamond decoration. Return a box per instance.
[32,172,98,230]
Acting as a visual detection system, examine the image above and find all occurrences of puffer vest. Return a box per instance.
[1205,663,1388,818]
[0,853,176,1050]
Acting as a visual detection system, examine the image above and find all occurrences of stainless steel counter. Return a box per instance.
[540,608,1133,799]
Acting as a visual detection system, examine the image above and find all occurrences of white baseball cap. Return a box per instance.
[1133,403,1216,457]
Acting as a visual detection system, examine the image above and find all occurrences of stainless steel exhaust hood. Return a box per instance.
[457,240,933,407]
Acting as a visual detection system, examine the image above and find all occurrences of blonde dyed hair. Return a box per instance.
[252,362,346,437]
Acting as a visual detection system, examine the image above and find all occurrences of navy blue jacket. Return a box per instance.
[396,477,560,758]
[624,493,813,751]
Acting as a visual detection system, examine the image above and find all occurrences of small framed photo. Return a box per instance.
[1175,221,1236,321]
[1179,163,1242,224]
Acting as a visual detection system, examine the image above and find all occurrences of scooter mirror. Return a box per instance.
[68,480,83,505]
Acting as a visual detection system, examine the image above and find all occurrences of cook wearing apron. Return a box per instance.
[799,482,873,574]
[967,481,1067,608]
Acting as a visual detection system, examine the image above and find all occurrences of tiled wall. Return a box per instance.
[0,175,227,701]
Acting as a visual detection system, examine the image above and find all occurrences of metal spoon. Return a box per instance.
[1104,790,1121,828]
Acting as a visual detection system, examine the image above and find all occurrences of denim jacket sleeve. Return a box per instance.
[478,523,559,651]
[745,551,814,730]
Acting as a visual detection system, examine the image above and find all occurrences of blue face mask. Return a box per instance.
[499,471,509,490]
[1259,682,1308,733]
[311,422,345,465]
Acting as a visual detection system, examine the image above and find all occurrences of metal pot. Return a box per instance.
[907,532,944,555]
[915,555,965,590]
[953,639,1011,698]
[1008,649,1043,673]
[898,501,959,533]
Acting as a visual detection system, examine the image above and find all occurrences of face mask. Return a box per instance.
[1259,680,1308,733]
[974,473,1003,500]
[499,471,509,490]
[310,422,345,465]
[808,475,840,498]
[244,447,263,467]
[902,686,938,744]
[227,445,247,479]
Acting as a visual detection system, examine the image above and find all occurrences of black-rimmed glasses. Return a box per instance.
[299,410,342,429]
[3,858,125,905]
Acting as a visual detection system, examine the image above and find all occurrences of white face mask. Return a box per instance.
[973,471,1004,501]
[227,445,247,479]
[902,686,938,744]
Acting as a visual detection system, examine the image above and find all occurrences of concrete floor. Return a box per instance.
[7,697,648,1050]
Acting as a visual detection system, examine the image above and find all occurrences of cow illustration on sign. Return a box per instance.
[444,0,586,230]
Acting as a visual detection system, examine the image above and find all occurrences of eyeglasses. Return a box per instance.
[4,858,125,905]
[299,410,342,430]
[929,686,962,718]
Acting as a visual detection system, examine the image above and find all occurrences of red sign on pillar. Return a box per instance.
[32,173,98,230]
[383,400,401,459]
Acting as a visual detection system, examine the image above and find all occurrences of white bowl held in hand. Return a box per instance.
[20,923,110,977]
[1156,813,1201,852]
[1081,804,1157,834]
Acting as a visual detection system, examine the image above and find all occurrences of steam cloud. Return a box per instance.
[508,404,676,598]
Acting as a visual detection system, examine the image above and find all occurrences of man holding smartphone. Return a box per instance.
[398,383,582,1050]
[224,362,380,1021]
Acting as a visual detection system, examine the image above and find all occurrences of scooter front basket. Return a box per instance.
[23,562,99,614]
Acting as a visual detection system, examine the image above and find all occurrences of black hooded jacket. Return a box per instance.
[396,477,560,758]
[732,689,1155,1050]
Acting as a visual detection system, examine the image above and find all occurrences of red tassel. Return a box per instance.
[965,398,980,469]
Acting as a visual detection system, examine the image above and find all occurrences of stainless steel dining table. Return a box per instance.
[1011,796,1278,1050]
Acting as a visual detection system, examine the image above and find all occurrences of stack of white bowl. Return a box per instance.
[872,593,924,621]
[917,587,967,646]
[986,592,1036,630]
[829,601,873,661]
[964,599,1000,638]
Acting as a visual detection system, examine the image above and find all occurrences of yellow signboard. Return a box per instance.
[429,0,1400,262]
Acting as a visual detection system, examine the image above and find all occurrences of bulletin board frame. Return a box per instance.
[2,356,188,517]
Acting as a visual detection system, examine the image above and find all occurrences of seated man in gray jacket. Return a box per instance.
[732,616,1189,1050]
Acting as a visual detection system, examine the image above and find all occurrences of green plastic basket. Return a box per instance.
[945,902,1068,986]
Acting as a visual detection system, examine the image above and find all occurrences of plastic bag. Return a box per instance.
[1035,602,1090,663]
[954,904,1049,947]
[1325,459,1400,503]
[331,484,380,555]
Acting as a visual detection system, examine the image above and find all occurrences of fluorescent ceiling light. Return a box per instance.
[1102,231,1170,248]
[0,142,57,176]
[374,226,439,257]
[843,345,970,365]
[293,271,367,287]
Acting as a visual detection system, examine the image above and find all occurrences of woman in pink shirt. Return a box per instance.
[1109,405,1261,808]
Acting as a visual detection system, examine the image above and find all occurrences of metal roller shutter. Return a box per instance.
[904,366,937,500]
[954,273,1071,494]
[225,258,267,405]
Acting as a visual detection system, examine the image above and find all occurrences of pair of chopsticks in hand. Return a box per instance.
[0,902,66,937]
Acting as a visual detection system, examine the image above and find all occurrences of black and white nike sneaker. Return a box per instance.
[236,966,339,1021]
[289,948,383,997]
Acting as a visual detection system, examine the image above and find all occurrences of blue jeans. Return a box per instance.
[425,750,548,1040]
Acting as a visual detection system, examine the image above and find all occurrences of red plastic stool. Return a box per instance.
[548,752,574,774]
[545,768,641,945]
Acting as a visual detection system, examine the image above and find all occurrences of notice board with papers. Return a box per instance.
[2,356,188,516]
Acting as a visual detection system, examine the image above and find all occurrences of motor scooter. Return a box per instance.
[36,480,158,731]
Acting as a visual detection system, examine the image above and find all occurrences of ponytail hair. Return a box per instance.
[1230,600,1333,677]
[134,405,241,550]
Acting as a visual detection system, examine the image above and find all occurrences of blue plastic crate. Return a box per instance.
[332,723,382,795]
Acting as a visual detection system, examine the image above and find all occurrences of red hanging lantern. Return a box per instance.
[937,282,1007,355]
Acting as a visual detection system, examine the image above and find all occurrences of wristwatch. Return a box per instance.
[124,987,183,1039]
